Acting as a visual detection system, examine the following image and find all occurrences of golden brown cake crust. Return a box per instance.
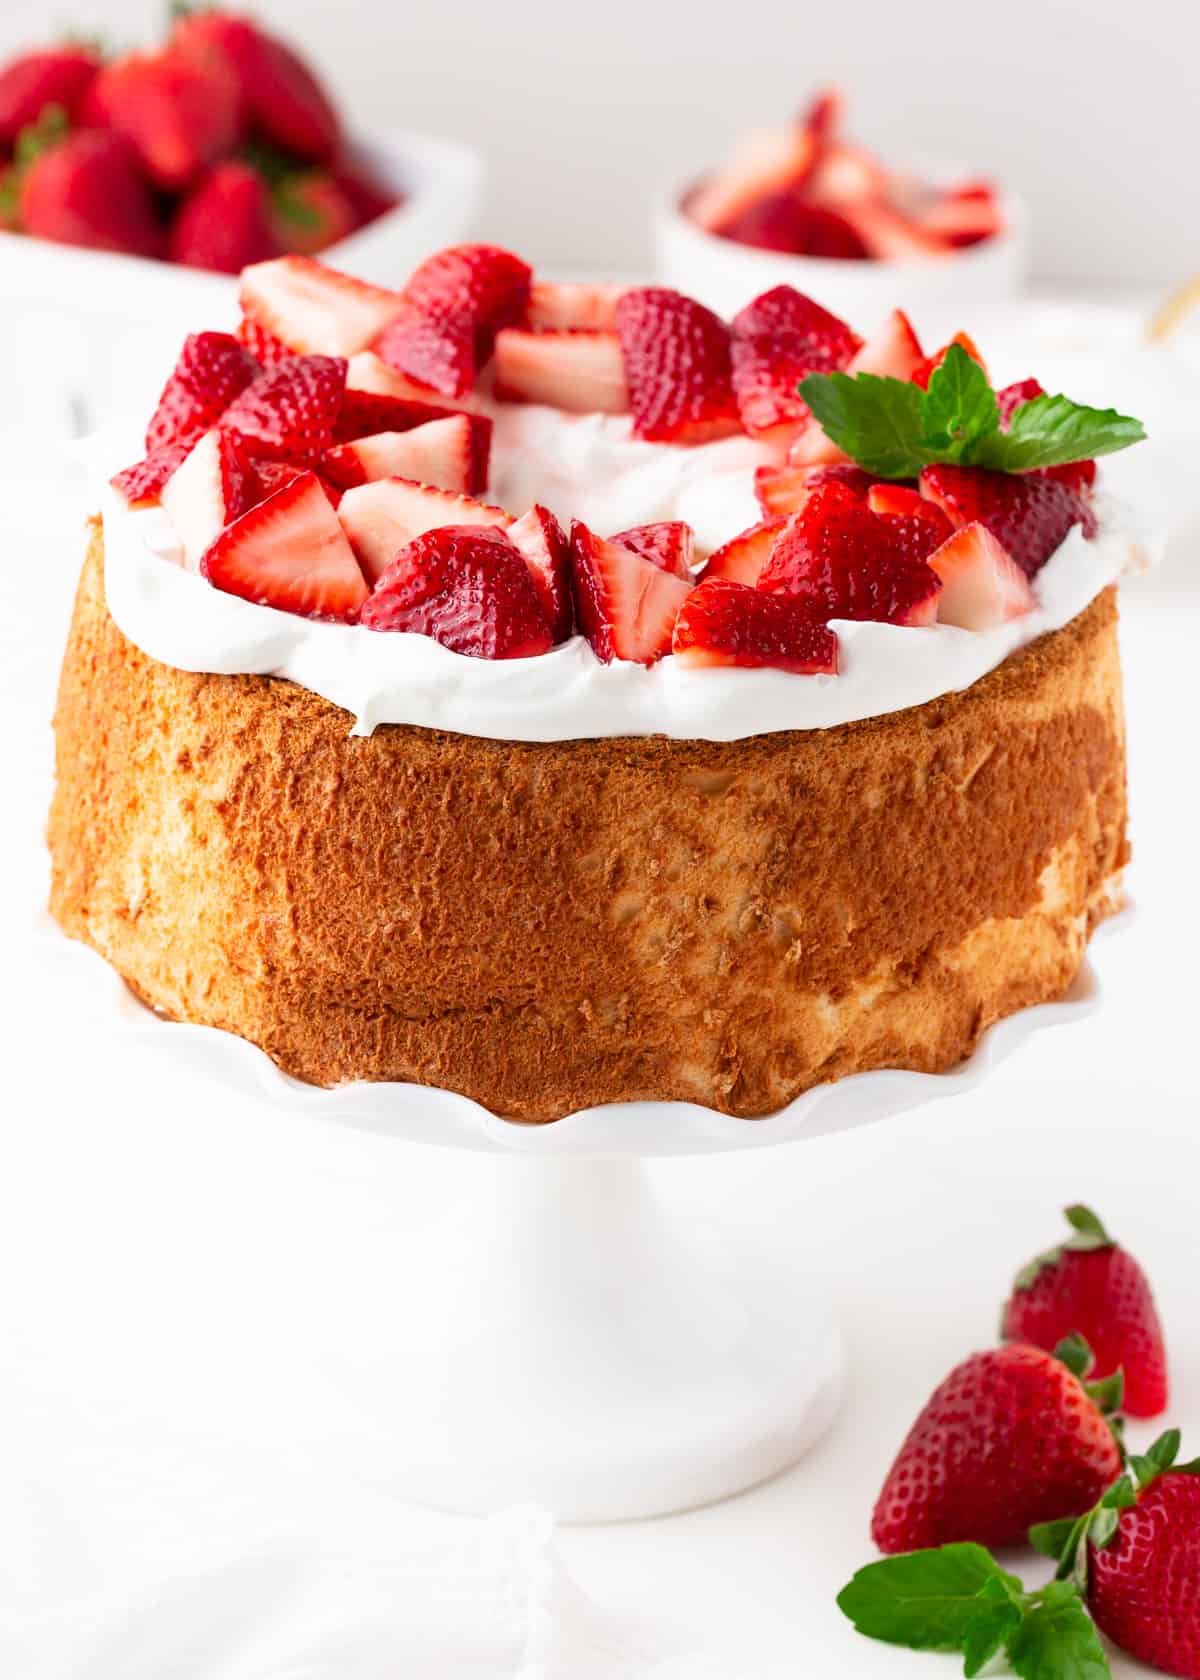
[48,522,1128,1121]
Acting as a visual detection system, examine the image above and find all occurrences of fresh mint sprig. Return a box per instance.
[797,344,1146,480]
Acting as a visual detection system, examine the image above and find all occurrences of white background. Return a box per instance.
[1,0,1197,285]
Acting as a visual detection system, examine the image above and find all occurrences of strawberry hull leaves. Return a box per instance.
[797,343,1145,480]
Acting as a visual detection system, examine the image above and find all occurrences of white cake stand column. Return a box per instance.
[360,1151,843,1522]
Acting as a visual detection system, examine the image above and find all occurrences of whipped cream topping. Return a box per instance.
[97,408,1151,745]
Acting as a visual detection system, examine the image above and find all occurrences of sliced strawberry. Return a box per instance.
[715,194,869,259]
[110,439,193,509]
[698,518,787,586]
[320,414,488,494]
[570,521,692,665]
[169,160,278,274]
[375,243,533,399]
[912,330,988,390]
[237,317,293,366]
[239,256,405,358]
[337,478,512,585]
[332,385,479,458]
[783,421,850,469]
[920,464,1095,579]
[760,482,942,626]
[807,142,888,206]
[86,48,240,193]
[344,350,473,406]
[161,428,255,570]
[492,329,629,413]
[608,521,694,579]
[915,188,1004,248]
[525,281,625,331]
[200,471,368,622]
[145,331,261,454]
[837,201,951,261]
[687,125,819,234]
[221,354,347,466]
[507,504,573,642]
[927,522,1035,629]
[756,461,874,517]
[847,308,926,380]
[873,499,955,566]
[361,525,552,659]
[673,578,838,674]
[614,288,741,444]
[172,10,340,163]
[730,286,862,437]
[0,46,99,146]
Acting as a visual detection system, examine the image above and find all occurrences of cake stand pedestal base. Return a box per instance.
[358,1154,842,1522]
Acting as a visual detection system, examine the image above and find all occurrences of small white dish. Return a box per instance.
[654,171,1028,337]
[2,127,483,435]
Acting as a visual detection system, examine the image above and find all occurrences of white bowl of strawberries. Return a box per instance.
[0,16,481,434]
[655,89,1027,331]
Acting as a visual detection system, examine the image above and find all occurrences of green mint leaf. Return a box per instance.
[963,1586,1023,1677]
[797,370,931,478]
[971,393,1146,471]
[920,343,1000,463]
[836,1544,1021,1651]
[1029,1516,1081,1562]
[1007,1582,1112,1680]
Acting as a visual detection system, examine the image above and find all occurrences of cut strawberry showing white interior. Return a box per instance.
[161,427,254,570]
[200,470,369,622]
[344,350,484,411]
[525,281,626,332]
[320,413,492,494]
[570,520,692,665]
[239,255,406,357]
[926,521,1035,629]
[360,524,552,660]
[609,521,694,579]
[672,578,839,674]
[847,308,926,380]
[687,125,819,233]
[493,330,629,414]
[507,504,574,642]
[698,518,787,586]
[336,478,512,585]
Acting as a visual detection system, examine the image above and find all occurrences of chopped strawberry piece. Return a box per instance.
[376,244,533,398]
[866,483,926,518]
[756,461,874,517]
[614,288,741,444]
[609,521,694,579]
[237,317,293,366]
[507,504,573,642]
[836,201,951,261]
[332,387,488,487]
[320,413,488,494]
[847,308,926,380]
[168,161,278,274]
[783,421,850,469]
[525,281,625,331]
[760,482,942,626]
[570,521,692,665]
[915,189,1004,248]
[492,329,629,413]
[200,470,368,622]
[161,428,255,570]
[110,439,193,508]
[687,125,820,234]
[673,578,838,674]
[239,256,405,358]
[145,331,261,454]
[730,286,862,436]
[912,331,988,390]
[807,141,888,206]
[337,479,512,585]
[716,196,869,259]
[172,10,340,163]
[698,518,787,587]
[0,46,98,145]
[361,525,552,659]
[927,522,1035,629]
[866,490,955,565]
[221,354,347,466]
[920,463,1095,578]
[86,48,240,193]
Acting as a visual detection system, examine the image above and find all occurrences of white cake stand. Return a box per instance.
[45,915,1121,1522]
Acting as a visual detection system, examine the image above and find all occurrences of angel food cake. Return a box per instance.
[48,244,1146,1121]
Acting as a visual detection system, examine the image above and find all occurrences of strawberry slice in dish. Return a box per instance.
[161,428,255,570]
[320,413,491,494]
[730,286,861,437]
[221,354,347,466]
[200,470,369,622]
[614,288,741,444]
[239,256,406,358]
[145,331,260,453]
[493,330,629,413]
[926,523,1035,629]
[361,525,552,659]
[698,518,787,587]
[609,521,694,579]
[507,505,574,643]
[337,478,512,585]
[673,579,838,674]
[570,521,692,664]
[760,482,942,626]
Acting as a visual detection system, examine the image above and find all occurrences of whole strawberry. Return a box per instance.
[871,1338,1124,1553]
[87,48,241,192]
[19,128,162,258]
[0,44,99,147]
[1003,1204,1168,1418]
[169,161,278,273]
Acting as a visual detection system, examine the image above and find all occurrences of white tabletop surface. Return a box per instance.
[1,321,1197,1675]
